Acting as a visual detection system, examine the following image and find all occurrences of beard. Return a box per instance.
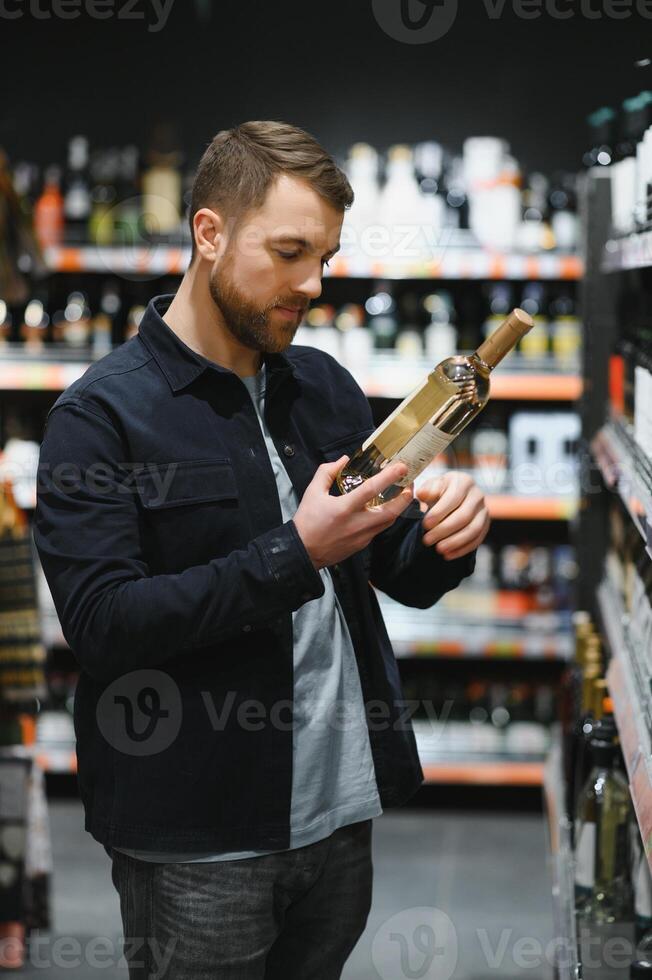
[208,257,307,354]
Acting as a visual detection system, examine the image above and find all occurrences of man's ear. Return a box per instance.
[193,208,225,262]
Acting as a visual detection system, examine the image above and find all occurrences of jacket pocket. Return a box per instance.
[135,458,238,509]
[135,459,242,571]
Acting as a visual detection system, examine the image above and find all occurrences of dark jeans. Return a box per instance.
[109,819,373,979]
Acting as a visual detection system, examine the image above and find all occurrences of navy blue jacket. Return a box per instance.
[33,294,475,852]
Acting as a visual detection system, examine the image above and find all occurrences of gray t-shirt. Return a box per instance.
[115,362,382,862]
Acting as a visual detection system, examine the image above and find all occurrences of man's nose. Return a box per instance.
[292,265,323,301]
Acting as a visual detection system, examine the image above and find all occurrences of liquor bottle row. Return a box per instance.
[0,279,581,368]
[417,407,580,498]
[297,282,580,368]
[402,673,557,731]
[454,539,577,617]
[0,285,143,356]
[14,133,191,250]
[559,610,652,976]
[5,133,580,258]
[585,91,652,236]
[344,139,579,258]
[610,335,652,463]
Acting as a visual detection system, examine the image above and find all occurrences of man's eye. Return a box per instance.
[277,251,299,260]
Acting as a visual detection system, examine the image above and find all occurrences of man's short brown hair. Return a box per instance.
[188,120,354,261]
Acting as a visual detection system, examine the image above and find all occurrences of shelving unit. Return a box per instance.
[43,244,584,282]
[598,577,652,867]
[414,719,548,787]
[592,420,652,558]
[603,230,652,273]
[543,725,582,979]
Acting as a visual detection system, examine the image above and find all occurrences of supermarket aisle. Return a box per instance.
[19,798,553,979]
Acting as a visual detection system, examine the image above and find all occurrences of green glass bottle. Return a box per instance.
[574,719,634,923]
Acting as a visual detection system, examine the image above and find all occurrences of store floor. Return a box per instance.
[20,796,554,979]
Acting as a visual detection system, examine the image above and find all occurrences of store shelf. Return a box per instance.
[485,494,578,521]
[543,724,581,980]
[421,760,544,785]
[0,358,91,391]
[34,747,77,774]
[603,231,652,273]
[35,711,77,774]
[592,420,652,559]
[598,578,652,869]
[414,719,548,785]
[354,354,582,401]
[392,632,572,660]
[44,245,584,281]
[0,344,582,401]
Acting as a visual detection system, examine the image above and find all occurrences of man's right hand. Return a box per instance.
[293,455,414,571]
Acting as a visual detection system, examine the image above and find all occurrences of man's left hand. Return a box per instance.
[416,472,490,561]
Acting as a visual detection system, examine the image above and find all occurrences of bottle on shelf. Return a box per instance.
[34,166,64,250]
[423,292,457,363]
[337,304,371,374]
[125,304,146,341]
[395,293,424,359]
[571,677,609,814]
[92,281,122,357]
[378,145,426,263]
[52,292,91,348]
[471,425,508,493]
[442,155,469,231]
[414,142,445,248]
[336,308,533,506]
[631,818,652,959]
[63,136,91,245]
[518,283,550,362]
[88,150,119,247]
[115,145,141,246]
[307,304,341,359]
[574,713,634,924]
[517,172,552,253]
[141,125,182,240]
[0,301,12,346]
[365,284,398,351]
[549,293,581,370]
[584,106,617,169]
[344,144,380,271]
[19,299,49,352]
[548,171,579,251]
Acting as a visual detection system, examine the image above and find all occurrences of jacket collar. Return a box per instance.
[138,294,297,394]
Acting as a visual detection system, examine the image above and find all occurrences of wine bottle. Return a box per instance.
[575,719,634,923]
[336,309,533,506]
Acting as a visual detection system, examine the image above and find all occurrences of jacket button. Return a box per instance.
[242,624,252,633]
[283,444,295,457]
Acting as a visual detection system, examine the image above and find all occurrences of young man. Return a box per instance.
[34,121,490,979]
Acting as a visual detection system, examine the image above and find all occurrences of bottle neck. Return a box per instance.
[475,309,534,369]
